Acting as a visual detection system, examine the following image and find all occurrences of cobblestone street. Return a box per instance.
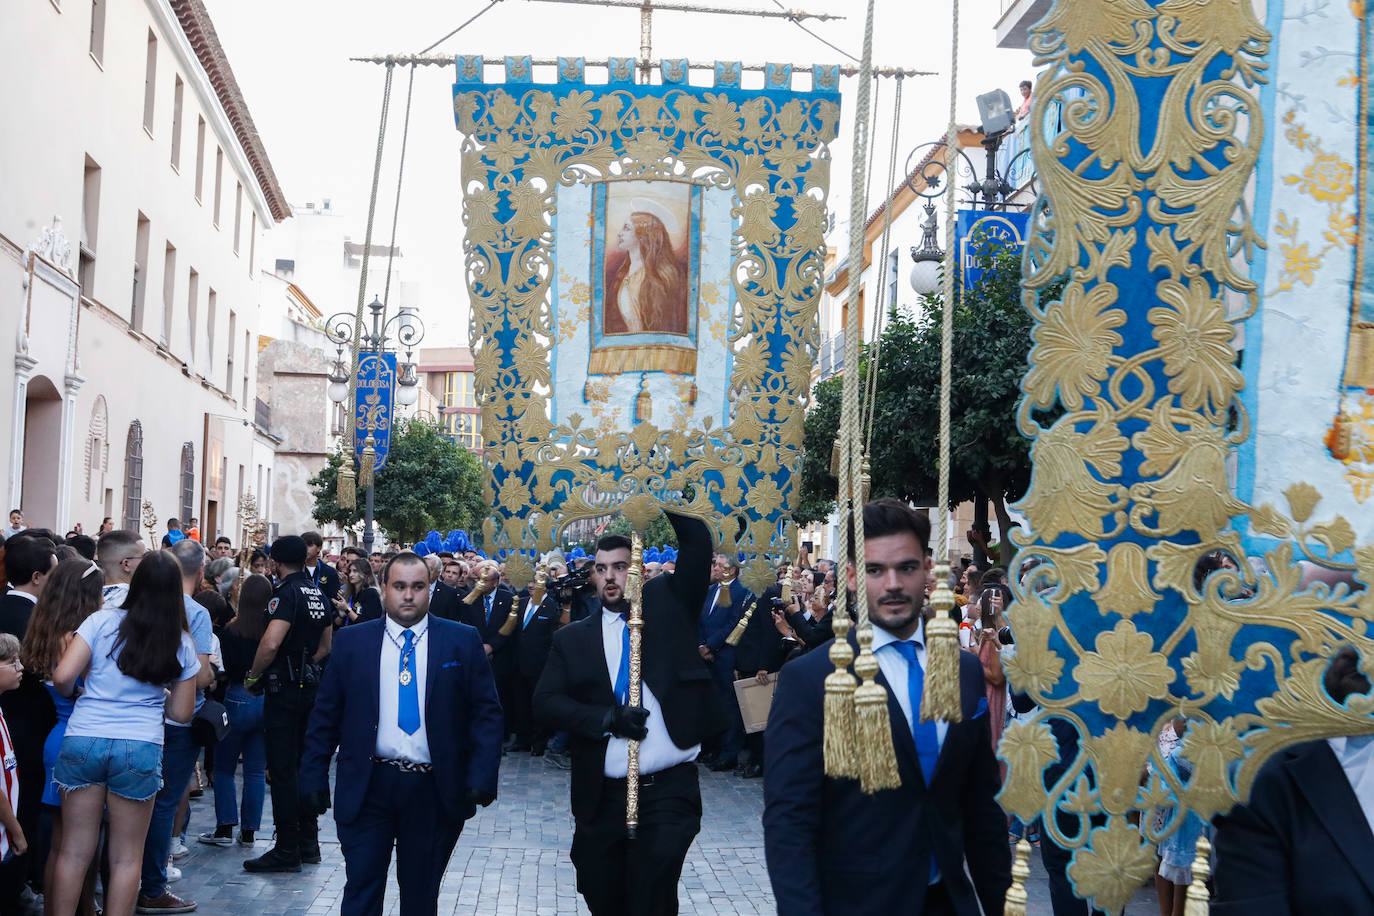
[170,753,1159,915]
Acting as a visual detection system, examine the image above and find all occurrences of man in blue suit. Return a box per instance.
[698,554,751,771]
[300,551,504,916]
[763,499,1010,916]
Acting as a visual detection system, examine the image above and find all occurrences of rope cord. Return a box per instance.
[937,0,960,562]
[418,0,504,56]
[345,60,396,458]
[838,0,877,633]
[862,74,904,455]
[379,63,418,324]
[767,0,859,62]
[862,76,883,243]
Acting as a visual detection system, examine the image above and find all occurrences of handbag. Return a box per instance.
[191,697,230,747]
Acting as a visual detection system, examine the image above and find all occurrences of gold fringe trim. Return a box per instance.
[823,613,859,780]
[1003,838,1032,916]
[1183,836,1212,916]
[358,440,376,490]
[852,625,902,793]
[715,576,733,609]
[588,344,698,375]
[337,463,356,510]
[921,560,963,723]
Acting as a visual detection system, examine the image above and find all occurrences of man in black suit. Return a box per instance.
[425,555,464,623]
[763,499,1010,916]
[0,532,55,637]
[461,561,518,739]
[511,581,561,755]
[1211,646,1374,914]
[534,513,725,916]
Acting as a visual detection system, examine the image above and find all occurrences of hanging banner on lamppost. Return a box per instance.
[956,208,1029,289]
[354,351,396,472]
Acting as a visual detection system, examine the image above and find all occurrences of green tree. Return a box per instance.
[795,239,1064,543]
[309,418,486,546]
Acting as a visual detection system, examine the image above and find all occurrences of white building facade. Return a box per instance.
[0,0,289,541]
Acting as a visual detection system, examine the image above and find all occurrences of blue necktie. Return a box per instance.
[893,640,941,883]
[484,594,494,624]
[398,630,420,735]
[892,641,941,787]
[614,623,630,705]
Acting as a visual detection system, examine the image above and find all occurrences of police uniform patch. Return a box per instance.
[268,597,280,615]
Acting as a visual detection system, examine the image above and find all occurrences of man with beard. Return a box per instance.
[763,499,1009,916]
[534,513,723,915]
[300,551,503,914]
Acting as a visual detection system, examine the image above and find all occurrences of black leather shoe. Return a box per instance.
[299,843,322,865]
[742,763,763,778]
[243,846,301,873]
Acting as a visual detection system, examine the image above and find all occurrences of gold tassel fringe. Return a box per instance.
[1003,838,1032,916]
[823,613,859,780]
[852,625,902,793]
[921,560,964,723]
[498,600,521,636]
[716,576,733,609]
[1182,836,1212,916]
[338,463,356,510]
[358,439,376,490]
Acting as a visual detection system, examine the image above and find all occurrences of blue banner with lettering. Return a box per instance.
[354,351,396,472]
[956,209,1029,289]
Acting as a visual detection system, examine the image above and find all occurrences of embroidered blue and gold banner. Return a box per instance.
[354,351,396,472]
[453,58,840,589]
[1002,1,1374,911]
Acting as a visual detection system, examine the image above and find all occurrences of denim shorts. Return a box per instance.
[54,735,163,802]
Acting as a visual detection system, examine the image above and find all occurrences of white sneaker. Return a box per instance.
[171,839,189,859]
[166,861,182,883]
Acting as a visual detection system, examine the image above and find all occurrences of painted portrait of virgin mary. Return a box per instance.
[602,195,691,336]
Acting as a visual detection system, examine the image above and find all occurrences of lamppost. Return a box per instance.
[325,295,425,553]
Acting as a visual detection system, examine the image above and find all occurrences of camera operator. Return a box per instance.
[784,569,833,651]
[243,535,334,872]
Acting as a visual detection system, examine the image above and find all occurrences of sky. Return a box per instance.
[202,0,1035,346]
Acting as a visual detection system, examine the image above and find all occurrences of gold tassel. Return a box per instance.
[500,563,548,637]
[338,462,356,510]
[635,389,652,423]
[715,575,733,609]
[921,560,964,723]
[1182,835,1212,916]
[358,438,376,490]
[464,562,499,605]
[823,611,860,780]
[860,457,872,502]
[725,597,755,647]
[1003,839,1032,916]
[852,624,902,793]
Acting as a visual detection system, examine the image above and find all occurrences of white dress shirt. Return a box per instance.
[871,617,950,750]
[1329,735,1374,836]
[376,614,431,764]
[600,608,699,777]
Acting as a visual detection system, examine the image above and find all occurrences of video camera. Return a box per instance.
[550,562,595,603]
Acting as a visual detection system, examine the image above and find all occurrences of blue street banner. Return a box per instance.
[956,209,1030,289]
[354,351,396,472]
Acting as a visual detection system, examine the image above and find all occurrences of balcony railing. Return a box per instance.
[817,331,845,379]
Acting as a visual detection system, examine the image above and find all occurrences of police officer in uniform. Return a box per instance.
[244,535,334,873]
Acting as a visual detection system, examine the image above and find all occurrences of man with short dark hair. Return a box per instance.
[764,498,1010,916]
[300,551,503,914]
[67,533,97,561]
[96,529,146,609]
[0,534,56,637]
[301,531,342,605]
[244,536,333,873]
[213,536,234,560]
[534,513,724,915]
[161,518,185,548]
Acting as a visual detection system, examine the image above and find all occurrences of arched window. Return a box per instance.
[85,396,108,501]
[122,421,143,530]
[180,442,195,523]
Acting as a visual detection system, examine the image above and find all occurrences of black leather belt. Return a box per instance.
[605,761,695,787]
[371,755,433,774]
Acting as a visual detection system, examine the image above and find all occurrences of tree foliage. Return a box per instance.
[795,239,1065,541]
[309,418,486,546]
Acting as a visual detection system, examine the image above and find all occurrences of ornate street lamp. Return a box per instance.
[325,295,426,553]
[908,201,945,297]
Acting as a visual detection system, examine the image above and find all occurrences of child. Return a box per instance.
[0,633,25,863]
